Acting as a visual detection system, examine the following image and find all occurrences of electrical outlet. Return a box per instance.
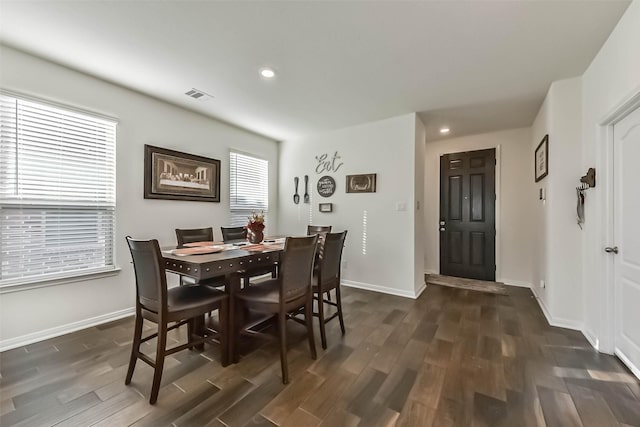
[540,279,546,289]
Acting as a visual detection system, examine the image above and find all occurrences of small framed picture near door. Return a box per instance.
[535,135,549,182]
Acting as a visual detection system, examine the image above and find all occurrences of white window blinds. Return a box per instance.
[229,152,268,228]
[0,93,117,287]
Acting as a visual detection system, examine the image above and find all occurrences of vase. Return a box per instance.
[248,229,264,244]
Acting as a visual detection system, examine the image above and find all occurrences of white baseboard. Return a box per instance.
[424,269,438,275]
[615,348,640,381]
[530,286,583,331]
[414,282,427,299]
[342,280,422,299]
[583,328,600,351]
[0,307,135,352]
[500,278,531,288]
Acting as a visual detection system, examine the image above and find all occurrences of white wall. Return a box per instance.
[423,127,535,288]
[0,46,279,349]
[530,77,584,329]
[581,0,640,351]
[278,113,422,298]
[414,116,426,295]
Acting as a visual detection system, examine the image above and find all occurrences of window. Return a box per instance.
[0,93,117,288]
[229,151,268,228]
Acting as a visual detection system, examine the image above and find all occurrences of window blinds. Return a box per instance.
[0,93,116,287]
[229,152,269,228]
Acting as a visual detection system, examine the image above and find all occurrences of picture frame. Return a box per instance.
[319,203,333,213]
[144,144,221,202]
[534,135,549,182]
[346,173,377,193]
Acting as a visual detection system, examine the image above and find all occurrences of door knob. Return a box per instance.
[440,228,445,232]
[605,246,619,254]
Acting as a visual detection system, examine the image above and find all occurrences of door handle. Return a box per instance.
[440,228,445,232]
[605,246,619,254]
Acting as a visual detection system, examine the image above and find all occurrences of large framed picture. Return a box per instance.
[346,173,377,193]
[144,144,221,202]
[534,135,549,182]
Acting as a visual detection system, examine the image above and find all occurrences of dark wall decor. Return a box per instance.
[319,203,333,213]
[317,175,336,197]
[315,151,344,174]
[346,173,377,193]
[534,135,549,182]
[144,144,220,202]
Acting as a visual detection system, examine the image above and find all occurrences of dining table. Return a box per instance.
[161,239,285,363]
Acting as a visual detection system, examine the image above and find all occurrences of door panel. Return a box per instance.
[614,105,640,376]
[440,149,496,281]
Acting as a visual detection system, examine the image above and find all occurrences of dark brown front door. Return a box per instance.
[440,149,496,281]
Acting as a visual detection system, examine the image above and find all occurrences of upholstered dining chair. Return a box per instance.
[220,226,247,242]
[306,225,332,235]
[310,231,348,349]
[221,225,277,282]
[175,227,226,288]
[234,235,318,384]
[125,236,228,404]
[175,227,214,246]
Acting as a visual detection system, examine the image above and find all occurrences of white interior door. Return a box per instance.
[613,105,640,377]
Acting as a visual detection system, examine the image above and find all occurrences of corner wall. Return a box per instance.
[278,113,422,298]
[423,127,535,288]
[0,46,279,349]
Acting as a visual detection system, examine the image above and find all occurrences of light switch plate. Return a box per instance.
[396,202,407,211]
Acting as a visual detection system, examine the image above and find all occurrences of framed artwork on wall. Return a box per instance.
[534,135,549,182]
[144,144,221,202]
[346,173,377,193]
[319,203,333,212]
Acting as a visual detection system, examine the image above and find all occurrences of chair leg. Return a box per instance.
[336,285,346,335]
[326,290,332,302]
[149,321,168,404]
[219,299,229,367]
[278,310,289,384]
[317,290,328,350]
[305,296,317,360]
[125,313,143,385]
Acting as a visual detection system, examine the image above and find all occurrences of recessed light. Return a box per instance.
[260,67,276,79]
[440,127,450,134]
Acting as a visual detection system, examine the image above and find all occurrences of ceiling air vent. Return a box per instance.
[185,88,214,101]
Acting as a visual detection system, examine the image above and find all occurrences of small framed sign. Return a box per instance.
[346,173,377,193]
[319,203,333,213]
[317,175,336,198]
[534,135,549,182]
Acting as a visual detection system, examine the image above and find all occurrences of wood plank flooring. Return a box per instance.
[1,284,639,426]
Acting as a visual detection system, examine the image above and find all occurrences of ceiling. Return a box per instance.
[0,1,630,142]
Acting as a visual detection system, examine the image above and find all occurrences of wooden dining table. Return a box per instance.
[161,241,284,363]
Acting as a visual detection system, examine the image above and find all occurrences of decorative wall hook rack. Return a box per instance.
[579,167,596,189]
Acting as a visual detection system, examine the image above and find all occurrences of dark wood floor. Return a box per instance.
[2,284,640,427]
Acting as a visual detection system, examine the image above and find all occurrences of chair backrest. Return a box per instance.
[318,231,348,287]
[175,227,214,246]
[126,236,167,313]
[279,235,318,302]
[307,225,332,235]
[221,226,247,242]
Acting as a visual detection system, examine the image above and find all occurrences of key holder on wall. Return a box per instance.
[576,168,596,230]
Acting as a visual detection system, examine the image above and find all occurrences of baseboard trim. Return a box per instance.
[500,278,531,288]
[424,269,438,275]
[615,348,640,381]
[414,282,427,299]
[0,307,135,352]
[342,280,420,299]
[583,328,600,352]
[530,286,583,331]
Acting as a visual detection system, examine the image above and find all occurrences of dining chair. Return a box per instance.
[307,225,332,235]
[125,236,228,404]
[234,235,318,383]
[221,225,277,283]
[310,231,348,349]
[175,227,226,288]
[220,226,247,242]
[175,227,214,246]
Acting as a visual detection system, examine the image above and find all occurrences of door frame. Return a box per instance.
[598,87,640,368]
[437,145,502,282]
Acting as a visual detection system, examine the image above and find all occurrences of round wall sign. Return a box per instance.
[317,176,336,198]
